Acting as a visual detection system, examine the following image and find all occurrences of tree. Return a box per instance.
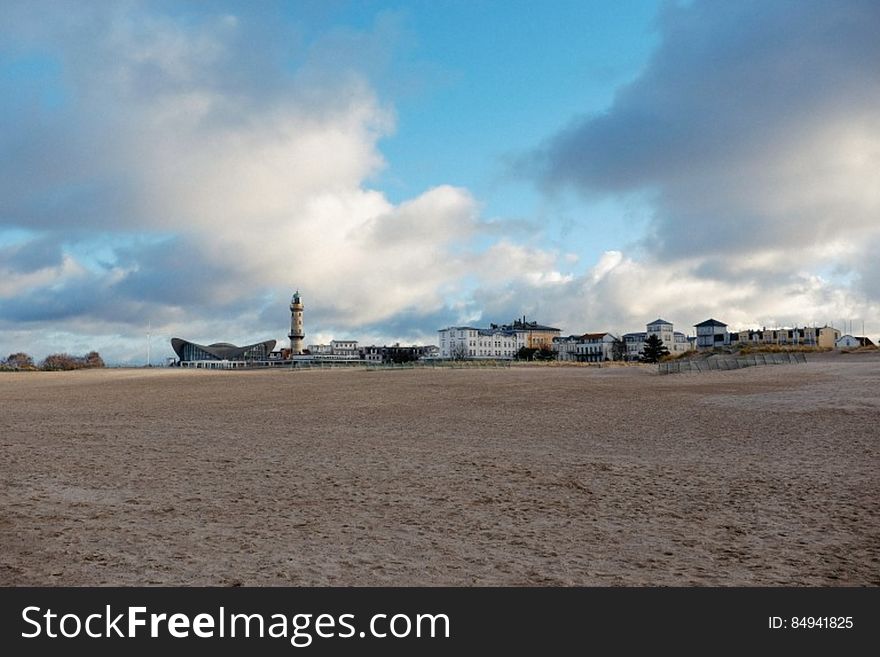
[535,346,556,361]
[39,351,106,370]
[389,348,416,364]
[41,353,79,370]
[611,337,627,362]
[3,352,35,370]
[516,346,537,361]
[450,341,469,361]
[84,351,105,368]
[639,334,670,363]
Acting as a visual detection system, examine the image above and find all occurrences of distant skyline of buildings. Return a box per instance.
[166,289,878,367]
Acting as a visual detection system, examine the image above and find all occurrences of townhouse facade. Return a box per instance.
[552,332,618,362]
[697,321,843,350]
[306,340,361,360]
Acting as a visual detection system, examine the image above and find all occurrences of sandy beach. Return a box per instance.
[1,355,878,586]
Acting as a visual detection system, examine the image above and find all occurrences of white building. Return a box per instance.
[694,318,730,350]
[553,332,619,362]
[624,319,692,359]
[835,334,861,348]
[330,339,359,356]
[438,326,525,359]
[307,340,361,360]
[647,319,674,345]
[577,333,618,362]
[552,335,582,362]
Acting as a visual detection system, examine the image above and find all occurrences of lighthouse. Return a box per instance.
[289,290,304,355]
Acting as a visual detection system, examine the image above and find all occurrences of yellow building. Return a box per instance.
[729,325,841,348]
[817,326,841,348]
[500,318,561,349]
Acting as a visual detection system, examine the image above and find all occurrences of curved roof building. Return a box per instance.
[171,338,276,363]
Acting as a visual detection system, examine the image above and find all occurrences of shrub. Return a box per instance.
[40,352,106,371]
[2,352,36,370]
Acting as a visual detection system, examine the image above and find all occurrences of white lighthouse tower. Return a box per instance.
[289,290,304,355]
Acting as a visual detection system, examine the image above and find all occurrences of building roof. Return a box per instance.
[478,328,517,336]
[501,319,561,332]
[694,318,728,328]
[171,338,276,361]
[581,332,613,339]
[647,318,672,326]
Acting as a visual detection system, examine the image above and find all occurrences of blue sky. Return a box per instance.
[1,1,878,363]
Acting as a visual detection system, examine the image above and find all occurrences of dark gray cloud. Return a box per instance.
[0,234,272,328]
[531,0,880,261]
[0,235,63,273]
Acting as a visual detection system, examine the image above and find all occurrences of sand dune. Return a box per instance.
[1,358,877,585]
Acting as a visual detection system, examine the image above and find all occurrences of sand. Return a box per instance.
[1,355,878,586]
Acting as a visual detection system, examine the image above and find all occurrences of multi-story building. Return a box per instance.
[818,327,842,348]
[552,335,582,361]
[497,317,561,349]
[623,332,648,360]
[624,319,693,359]
[552,333,619,362]
[438,326,525,359]
[330,339,358,352]
[727,325,841,348]
[694,319,730,350]
[306,340,361,360]
[577,332,618,362]
[647,319,674,345]
[362,344,437,363]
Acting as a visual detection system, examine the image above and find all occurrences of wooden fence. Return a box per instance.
[658,351,807,375]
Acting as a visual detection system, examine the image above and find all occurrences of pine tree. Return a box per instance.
[640,334,670,363]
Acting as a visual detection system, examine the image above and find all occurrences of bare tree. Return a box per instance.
[449,341,469,361]
[3,352,35,370]
[40,351,106,370]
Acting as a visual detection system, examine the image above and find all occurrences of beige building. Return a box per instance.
[729,325,840,348]
[818,326,842,348]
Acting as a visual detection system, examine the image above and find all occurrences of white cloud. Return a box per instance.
[0,6,485,359]
[2,1,879,362]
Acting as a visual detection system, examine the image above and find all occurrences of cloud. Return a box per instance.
[517,0,880,335]
[531,0,880,254]
[2,1,879,361]
[0,3,483,360]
